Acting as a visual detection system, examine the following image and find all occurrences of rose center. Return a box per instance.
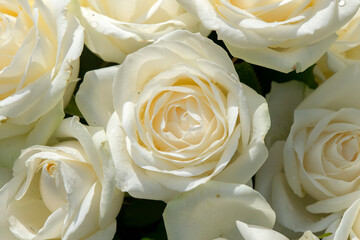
[173,106,202,132]
[39,160,67,212]
[340,135,360,162]
[46,163,57,176]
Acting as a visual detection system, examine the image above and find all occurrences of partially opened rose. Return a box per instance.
[0,117,123,240]
[315,8,360,82]
[69,0,208,63]
[76,30,270,201]
[256,64,360,233]
[0,0,84,167]
[177,0,360,73]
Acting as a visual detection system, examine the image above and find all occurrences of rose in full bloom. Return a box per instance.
[315,8,360,82]
[256,64,360,233]
[177,0,360,73]
[76,30,270,201]
[0,0,84,167]
[163,181,276,240]
[69,0,208,63]
[0,117,123,240]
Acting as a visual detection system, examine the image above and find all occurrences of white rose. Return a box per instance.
[315,8,360,82]
[163,181,276,240]
[177,0,360,73]
[0,117,123,240]
[0,0,84,167]
[69,0,208,63]
[256,64,360,233]
[325,198,360,240]
[76,30,270,201]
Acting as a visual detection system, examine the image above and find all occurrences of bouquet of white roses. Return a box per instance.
[1,0,360,239]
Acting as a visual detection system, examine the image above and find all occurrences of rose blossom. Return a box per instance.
[0,117,123,240]
[324,198,360,240]
[68,0,208,63]
[76,30,270,201]
[315,8,360,82]
[0,0,84,167]
[177,0,360,73]
[256,64,360,233]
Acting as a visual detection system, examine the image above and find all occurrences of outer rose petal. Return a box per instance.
[0,101,64,169]
[255,141,286,204]
[299,231,320,240]
[315,8,360,80]
[163,181,275,240]
[0,168,12,189]
[272,173,341,232]
[265,81,312,146]
[226,34,337,73]
[298,64,360,110]
[328,199,360,240]
[236,221,288,240]
[76,66,118,127]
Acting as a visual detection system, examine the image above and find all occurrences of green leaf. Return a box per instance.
[235,62,262,94]
[318,232,333,238]
[114,197,167,240]
[119,198,166,228]
[141,221,167,240]
[286,65,318,89]
[253,64,318,95]
[78,46,107,80]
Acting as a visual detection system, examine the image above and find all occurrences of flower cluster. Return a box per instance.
[1,0,360,239]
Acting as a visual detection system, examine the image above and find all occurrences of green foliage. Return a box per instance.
[235,62,262,95]
[113,197,167,240]
[79,46,111,80]
[318,232,333,239]
[253,64,318,95]
[64,96,83,119]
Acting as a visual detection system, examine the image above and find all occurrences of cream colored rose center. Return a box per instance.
[301,119,360,199]
[39,160,67,212]
[323,132,360,164]
[135,79,228,161]
[148,88,216,151]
